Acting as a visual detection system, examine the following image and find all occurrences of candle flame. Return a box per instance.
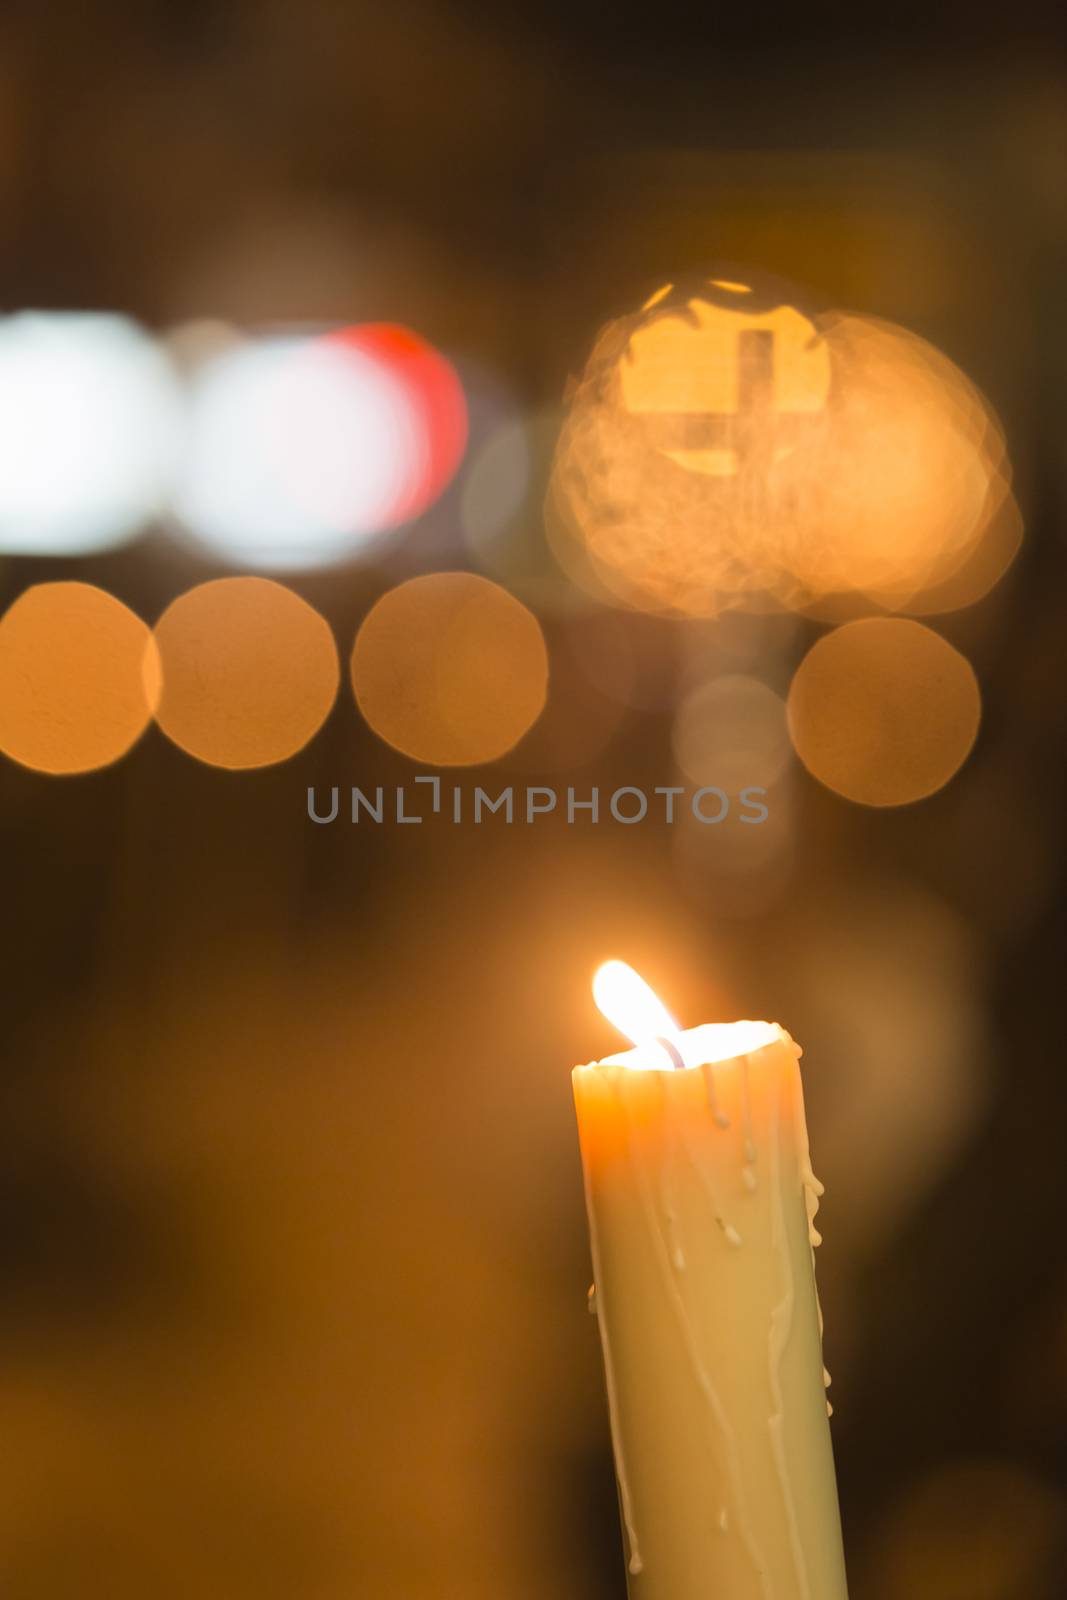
[591,961,781,1070]
[593,961,682,1051]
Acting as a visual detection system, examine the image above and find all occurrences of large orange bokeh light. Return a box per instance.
[0,582,158,774]
[351,572,548,766]
[787,618,982,807]
[551,275,1020,619]
[152,578,339,769]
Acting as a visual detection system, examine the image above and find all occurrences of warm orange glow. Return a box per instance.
[620,294,830,476]
[152,578,339,769]
[893,466,1023,617]
[551,282,1020,620]
[793,314,1019,613]
[0,582,157,774]
[787,619,981,807]
[592,960,777,1070]
[550,277,831,616]
[351,573,548,766]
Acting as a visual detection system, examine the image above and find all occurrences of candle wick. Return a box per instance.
[655,1036,686,1071]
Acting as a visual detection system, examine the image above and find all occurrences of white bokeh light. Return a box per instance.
[173,335,427,570]
[0,313,181,555]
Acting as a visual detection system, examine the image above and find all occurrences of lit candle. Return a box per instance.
[573,961,849,1599]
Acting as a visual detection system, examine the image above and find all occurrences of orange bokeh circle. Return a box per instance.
[351,572,548,765]
[788,618,981,807]
[0,582,157,774]
[153,577,339,769]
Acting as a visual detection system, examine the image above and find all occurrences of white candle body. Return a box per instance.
[573,1027,848,1600]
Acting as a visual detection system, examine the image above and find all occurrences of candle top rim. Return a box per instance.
[586,1019,785,1072]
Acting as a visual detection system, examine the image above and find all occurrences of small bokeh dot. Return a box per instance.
[673,674,791,791]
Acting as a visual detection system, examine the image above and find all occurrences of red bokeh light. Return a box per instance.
[322,323,467,525]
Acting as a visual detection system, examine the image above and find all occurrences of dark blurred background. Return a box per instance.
[1,3,1066,1597]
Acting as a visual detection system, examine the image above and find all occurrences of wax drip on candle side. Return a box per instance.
[700,1061,732,1129]
[718,1218,743,1248]
[660,1172,687,1272]
[766,1045,815,1600]
[619,1069,771,1594]
[671,1074,743,1265]
[740,1053,759,1191]
[790,1037,833,1417]
[579,1130,643,1573]
[678,1041,812,1597]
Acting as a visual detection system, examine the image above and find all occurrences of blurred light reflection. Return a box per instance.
[787,619,981,806]
[0,583,158,773]
[0,313,179,556]
[152,578,339,769]
[326,324,466,524]
[173,325,465,570]
[351,573,548,766]
[551,278,1020,619]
